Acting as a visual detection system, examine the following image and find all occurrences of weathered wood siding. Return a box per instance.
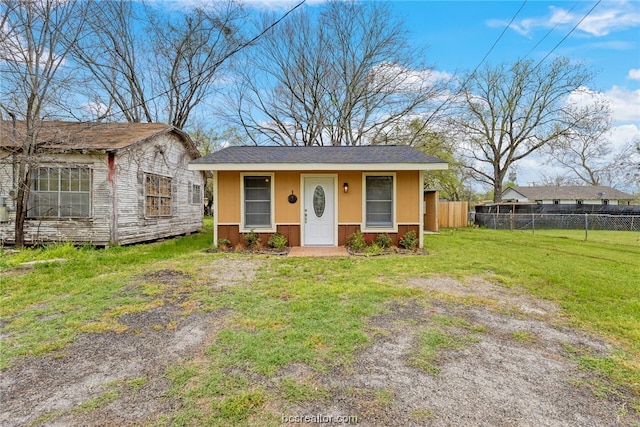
[0,151,113,245]
[0,133,204,246]
[114,133,203,245]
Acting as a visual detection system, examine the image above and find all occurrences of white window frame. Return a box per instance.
[361,172,396,232]
[29,166,92,219]
[240,173,275,232]
[191,183,202,205]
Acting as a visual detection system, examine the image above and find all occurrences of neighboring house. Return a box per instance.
[0,121,204,246]
[501,185,635,206]
[188,145,448,248]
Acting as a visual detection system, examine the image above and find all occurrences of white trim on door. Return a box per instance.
[300,174,338,246]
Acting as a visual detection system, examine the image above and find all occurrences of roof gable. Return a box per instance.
[189,146,448,171]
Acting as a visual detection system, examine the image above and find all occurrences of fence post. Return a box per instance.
[584,213,588,241]
[532,212,535,235]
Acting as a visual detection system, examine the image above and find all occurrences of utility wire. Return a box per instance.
[522,1,580,60]
[412,0,602,144]
[409,0,527,145]
[467,0,528,84]
[99,0,306,123]
[532,0,601,72]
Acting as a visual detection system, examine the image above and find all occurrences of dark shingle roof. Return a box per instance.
[508,185,634,201]
[190,145,446,170]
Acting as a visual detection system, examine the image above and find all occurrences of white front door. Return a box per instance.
[303,176,335,246]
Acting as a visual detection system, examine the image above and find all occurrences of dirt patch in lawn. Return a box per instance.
[0,257,264,427]
[274,276,638,427]
[1,267,638,426]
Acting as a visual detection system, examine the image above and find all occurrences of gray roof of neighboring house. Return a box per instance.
[505,185,634,201]
[189,145,448,171]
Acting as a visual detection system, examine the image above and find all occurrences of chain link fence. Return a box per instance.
[475,212,640,232]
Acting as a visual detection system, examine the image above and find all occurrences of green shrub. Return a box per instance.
[363,243,384,256]
[217,238,231,249]
[399,230,418,250]
[346,231,367,251]
[375,233,393,248]
[268,233,288,250]
[243,230,261,248]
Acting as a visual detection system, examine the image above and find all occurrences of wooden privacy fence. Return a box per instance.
[438,201,469,228]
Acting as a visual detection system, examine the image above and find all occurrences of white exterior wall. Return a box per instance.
[0,133,203,246]
[538,199,620,205]
[500,189,621,205]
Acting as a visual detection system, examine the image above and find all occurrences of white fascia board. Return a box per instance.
[188,162,449,171]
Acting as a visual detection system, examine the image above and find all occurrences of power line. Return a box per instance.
[99,0,307,124]
[409,0,528,145]
[412,0,602,143]
[468,0,528,84]
[522,1,581,60]
[532,0,601,72]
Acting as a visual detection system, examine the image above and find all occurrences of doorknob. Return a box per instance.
[304,208,307,223]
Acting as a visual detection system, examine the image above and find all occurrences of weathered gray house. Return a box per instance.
[0,121,204,246]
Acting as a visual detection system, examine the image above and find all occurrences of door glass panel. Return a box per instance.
[313,185,325,218]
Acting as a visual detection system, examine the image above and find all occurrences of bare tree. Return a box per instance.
[452,57,607,202]
[545,107,637,189]
[228,0,446,146]
[148,2,244,129]
[70,1,243,127]
[372,119,472,200]
[534,174,581,187]
[69,1,153,123]
[0,0,87,247]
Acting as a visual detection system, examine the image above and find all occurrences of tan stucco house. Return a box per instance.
[188,146,447,248]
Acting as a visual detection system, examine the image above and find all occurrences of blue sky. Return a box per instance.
[242,0,639,188]
[390,1,639,121]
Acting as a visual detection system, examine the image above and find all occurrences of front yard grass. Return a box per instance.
[1,226,639,423]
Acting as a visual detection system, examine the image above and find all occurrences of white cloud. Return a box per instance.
[609,123,640,150]
[565,85,640,124]
[577,2,640,37]
[491,0,640,37]
[628,69,640,80]
[605,86,640,122]
[370,63,453,94]
[565,85,608,107]
[81,102,109,120]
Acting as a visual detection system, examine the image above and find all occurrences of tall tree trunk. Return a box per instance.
[13,161,30,247]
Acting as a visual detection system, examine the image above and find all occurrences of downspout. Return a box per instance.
[108,152,118,245]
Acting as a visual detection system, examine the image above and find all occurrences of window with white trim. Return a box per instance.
[364,175,394,228]
[29,167,91,218]
[192,184,202,204]
[145,173,172,217]
[243,175,272,229]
